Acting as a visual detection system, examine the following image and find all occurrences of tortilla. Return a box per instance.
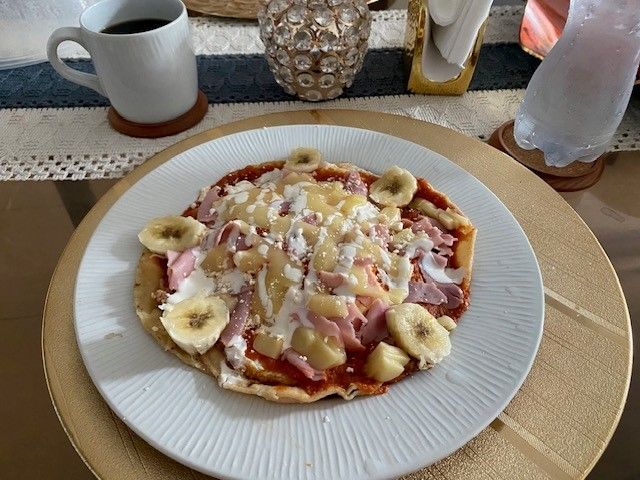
[134,160,476,403]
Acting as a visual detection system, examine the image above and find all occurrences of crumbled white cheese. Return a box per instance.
[255,168,282,185]
[161,267,213,309]
[257,244,269,256]
[346,367,354,373]
[219,269,247,294]
[233,191,249,204]
[353,203,379,222]
[419,251,466,285]
[246,204,256,214]
[225,180,254,194]
[404,234,435,259]
[283,264,303,283]
[257,266,273,318]
[287,228,308,258]
[267,286,304,349]
[224,335,248,369]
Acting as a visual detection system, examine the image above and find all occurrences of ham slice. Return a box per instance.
[370,223,391,248]
[436,282,464,309]
[166,248,197,291]
[345,171,368,196]
[328,304,367,351]
[317,271,346,289]
[359,299,389,344]
[212,221,242,251]
[283,348,326,381]
[411,216,458,251]
[220,288,252,346]
[301,212,319,225]
[197,186,221,223]
[278,201,291,215]
[405,280,447,305]
[307,312,343,346]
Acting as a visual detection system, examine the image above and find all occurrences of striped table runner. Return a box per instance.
[1,6,639,180]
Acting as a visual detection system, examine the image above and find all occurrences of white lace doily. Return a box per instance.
[2,5,639,181]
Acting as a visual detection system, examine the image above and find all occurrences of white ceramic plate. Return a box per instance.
[74,125,544,480]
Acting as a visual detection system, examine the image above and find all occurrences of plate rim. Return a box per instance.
[73,124,545,480]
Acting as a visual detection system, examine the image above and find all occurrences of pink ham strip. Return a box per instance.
[405,280,447,305]
[166,248,197,291]
[436,282,464,309]
[317,271,346,289]
[220,288,252,346]
[345,171,368,195]
[283,349,326,381]
[330,316,366,351]
[196,186,221,222]
[436,245,454,257]
[278,201,291,215]
[301,212,319,225]
[370,223,391,248]
[353,256,373,266]
[359,299,389,344]
[307,312,344,346]
[235,234,250,251]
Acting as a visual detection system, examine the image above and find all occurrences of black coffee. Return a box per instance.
[101,18,170,35]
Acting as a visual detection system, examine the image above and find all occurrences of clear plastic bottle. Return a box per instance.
[514,0,640,167]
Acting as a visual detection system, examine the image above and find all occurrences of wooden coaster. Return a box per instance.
[108,90,208,138]
[488,120,605,191]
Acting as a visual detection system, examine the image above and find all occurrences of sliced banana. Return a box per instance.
[138,216,206,254]
[364,342,410,383]
[285,147,324,172]
[369,166,418,207]
[386,303,451,368]
[437,315,457,331]
[160,293,229,355]
[410,198,470,230]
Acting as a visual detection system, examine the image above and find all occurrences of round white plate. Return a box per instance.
[74,125,544,480]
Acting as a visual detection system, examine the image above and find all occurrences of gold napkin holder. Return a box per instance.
[404,0,487,95]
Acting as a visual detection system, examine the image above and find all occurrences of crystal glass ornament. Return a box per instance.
[514,0,640,167]
[259,0,372,101]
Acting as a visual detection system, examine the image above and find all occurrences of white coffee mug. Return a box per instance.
[47,0,198,124]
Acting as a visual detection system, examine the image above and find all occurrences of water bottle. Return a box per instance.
[514,0,640,167]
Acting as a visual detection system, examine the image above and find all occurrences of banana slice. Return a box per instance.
[285,147,324,172]
[369,166,418,207]
[437,315,457,331]
[386,303,451,368]
[364,342,410,383]
[160,293,229,355]
[138,216,206,254]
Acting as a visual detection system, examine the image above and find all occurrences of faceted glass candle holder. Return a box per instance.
[259,0,372,101]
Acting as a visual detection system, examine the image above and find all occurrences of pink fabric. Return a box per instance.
[360,299,389,344]
[166,248,197,291]
[344,171,368,195]
[220,288,252,346]
[196,186,221,223]
[283,349,326,381]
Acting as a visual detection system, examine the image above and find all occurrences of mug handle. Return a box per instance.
[46,27,106,96]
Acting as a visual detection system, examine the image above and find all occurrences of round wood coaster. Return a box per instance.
[488,120,605,191]
[107,91,208,138]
